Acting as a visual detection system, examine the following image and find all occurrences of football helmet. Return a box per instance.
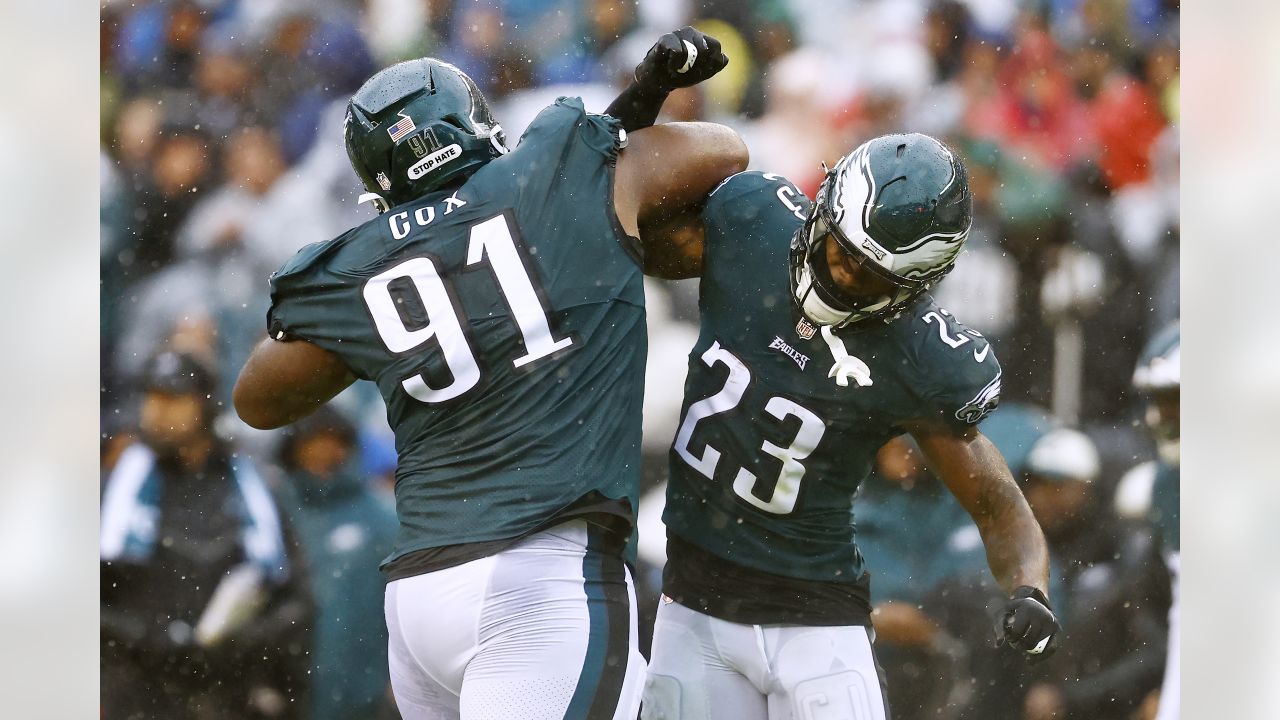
[344,58,509,212]
[1133,321,1179,465]
[791,133,972,328]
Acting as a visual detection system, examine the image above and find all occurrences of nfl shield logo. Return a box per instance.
[796,318,817,340]
[376,172,392,191]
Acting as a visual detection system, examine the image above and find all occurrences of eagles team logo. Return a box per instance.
[830,139,969,280]
[956,373,1001,424]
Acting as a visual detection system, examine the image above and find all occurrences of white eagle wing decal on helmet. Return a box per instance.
[890,140,969,279]
[829,145,896,270]
[830,139,969,281]
[891,226,970,280]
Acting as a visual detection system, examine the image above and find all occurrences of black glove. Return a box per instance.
[633,26,729,92]
[995,586,1060,664]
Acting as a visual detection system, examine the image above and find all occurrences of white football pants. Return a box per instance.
[642,598,889,720]
[385,520,646,720]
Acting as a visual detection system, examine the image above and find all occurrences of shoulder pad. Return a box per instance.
[269,228,358,293]
[704,171,809,226]
[899,300,1002,427]
[516,97,621,155]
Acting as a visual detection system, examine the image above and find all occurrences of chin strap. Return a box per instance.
[819,326,873,388]
[358,192,391,214]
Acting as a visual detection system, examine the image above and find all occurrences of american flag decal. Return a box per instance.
[387,112,417,142]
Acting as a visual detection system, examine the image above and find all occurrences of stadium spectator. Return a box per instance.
[101,351,312,720]
[274,407,398,720]
[966,22,1095,172]
[857,435,988,720]
[116,117,215,283]
[1018,428,1169,720]
[1116,321,1180,720]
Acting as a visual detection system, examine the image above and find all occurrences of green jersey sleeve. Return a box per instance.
[702,171,810,248]
[901,301,1003,429]
[265,230,357,347]
[518,96,625,160]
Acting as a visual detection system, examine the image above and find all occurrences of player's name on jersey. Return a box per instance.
[387,191,470,240]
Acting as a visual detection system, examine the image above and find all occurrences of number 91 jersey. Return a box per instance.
[663,172,1001,608]
[266,98,645,567]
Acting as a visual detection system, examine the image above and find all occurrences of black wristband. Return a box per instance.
[1012,585,1052,610]
[604,81,671,133]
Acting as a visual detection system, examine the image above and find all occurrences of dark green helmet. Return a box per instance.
[344,58,509,212]
[791,133,972,328]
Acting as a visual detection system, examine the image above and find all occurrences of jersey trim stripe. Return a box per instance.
[566,525,630,719]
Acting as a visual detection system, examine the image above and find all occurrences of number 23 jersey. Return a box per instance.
[663,172,1001,620]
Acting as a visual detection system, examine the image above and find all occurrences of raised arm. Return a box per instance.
[606,25,739,279]
[906,420,1061,662]
[605,26,728,133]
[613,122,746,278]
[233,337,355,429]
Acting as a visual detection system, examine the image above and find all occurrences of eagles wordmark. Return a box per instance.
[768,336,810,370]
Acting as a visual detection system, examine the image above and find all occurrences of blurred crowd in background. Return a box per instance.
[99,1,1180,718]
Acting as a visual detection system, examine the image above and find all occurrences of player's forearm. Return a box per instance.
[614,122,747,240]
[605,81,670,133]
[638,204,706,278]
[607,26,727,132]
[974,478,1051,597]
[916,426,1052,597]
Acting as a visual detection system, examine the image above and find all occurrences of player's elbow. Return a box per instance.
[677,121,748,180]
[232,376,285,430]
[708,124,749,176]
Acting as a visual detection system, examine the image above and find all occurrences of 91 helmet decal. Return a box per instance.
[344,58,508,213]
[791,133,973,329]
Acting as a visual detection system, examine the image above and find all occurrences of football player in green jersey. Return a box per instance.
[233,31,742,720]
[634,135,1059,720]
[1129,322,1179,720]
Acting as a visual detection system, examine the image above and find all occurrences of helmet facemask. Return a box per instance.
[791,213,924,328]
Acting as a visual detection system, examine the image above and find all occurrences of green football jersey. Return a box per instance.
[267,98,645,565]
[664,171,1002,587]
[1151,461,1179,554]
